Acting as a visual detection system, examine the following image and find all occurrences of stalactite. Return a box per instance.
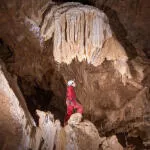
[41,2,132,83]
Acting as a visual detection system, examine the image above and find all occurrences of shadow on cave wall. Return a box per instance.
[52,0,93,5]
[116,132,145,150]
[0,38,14,64]
[100,5,137,58]
[17,76,66,125]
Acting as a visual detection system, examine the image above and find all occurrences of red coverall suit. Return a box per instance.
[64,86,83,122]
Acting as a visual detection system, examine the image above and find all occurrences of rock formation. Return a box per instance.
[64,120,102,150]
[31,110,61,150]
[0,62,34,149]
[0,0,149,149]
[56,113,123,150]
[0,69,123,150]
[93,0,150,58]
[41,3,131,83]
[0,63,61,149]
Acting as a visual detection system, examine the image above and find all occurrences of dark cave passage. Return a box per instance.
[116,132,145,150]
[17,76,66,125]
[52,0,94,5]
[0,38,14,63]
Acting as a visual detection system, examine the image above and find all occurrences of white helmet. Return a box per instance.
[67,80,75,87]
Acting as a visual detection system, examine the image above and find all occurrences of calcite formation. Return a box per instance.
[0,1,150,149]
[41,3,131,82]
[41,3,112,65]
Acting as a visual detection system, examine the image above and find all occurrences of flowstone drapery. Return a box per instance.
[41,3,131,82]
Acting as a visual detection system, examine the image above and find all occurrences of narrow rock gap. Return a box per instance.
[0,38,14,63]
[17,75,66,125]
[116,132,145,150]
[52,0,93,5]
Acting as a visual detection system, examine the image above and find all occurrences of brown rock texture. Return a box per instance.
[93,0,150,58]
[60,116,123,150]
[0,63,61,150]
[0,1,149,149]
[0,63,34,149]
[40,2,150,148]
[41,3,131,80]
[64,120,102,150]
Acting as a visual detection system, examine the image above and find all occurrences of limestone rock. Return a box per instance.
[0,1,149,149]
[68,113,82,126]
[31,110,61,150]
[62,119,123,150]
[0,63,35,149]
[93,0,150,58]
[0,63,61,150]
[64,120,101,150]
[101,135,123,150]
[41,3,113,66]
[41,2,131,82]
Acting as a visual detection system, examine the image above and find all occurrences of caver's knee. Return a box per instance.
[75,104,83,114]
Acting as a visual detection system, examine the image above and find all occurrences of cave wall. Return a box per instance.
[0,0,67,122]
[0,65,125,150]
[93,0,150,57]
[53,0,150,57]
[0,63,63,150]
[40,3,150,149]
[0,0,150,149]
[0,63,35,149]
[40,2,150,138]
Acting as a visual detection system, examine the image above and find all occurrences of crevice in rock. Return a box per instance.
[116,132,144,150]
[17,75,66,125]
[17,76,53,125]
[0,38,14,63]
[52,0,93,5]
